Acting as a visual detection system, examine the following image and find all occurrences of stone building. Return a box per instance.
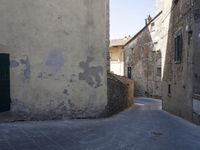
[162,0,200,124]
[123,13,162,98]
[0,0,109,120]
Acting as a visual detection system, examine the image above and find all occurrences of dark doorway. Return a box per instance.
[0,54,10,112]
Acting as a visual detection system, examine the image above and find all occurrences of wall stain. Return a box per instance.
[63,89,69,96]
[57,15,62,20]
[68,99,75,108]
[46,49,64,72]
[10,60,19,68]
[70,74,77,83]
[20,55,31,79]
[38,72,49,80]
[48,73,53,77]
[63,30,70,36]
[37,72,43,79]
[79,56,103,88]
[56,101,67,112]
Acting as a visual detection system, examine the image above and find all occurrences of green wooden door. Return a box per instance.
[0,54,10,112]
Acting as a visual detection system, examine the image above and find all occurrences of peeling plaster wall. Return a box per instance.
[0,0,108,119]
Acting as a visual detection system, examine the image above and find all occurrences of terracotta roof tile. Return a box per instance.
[110,37,131,47]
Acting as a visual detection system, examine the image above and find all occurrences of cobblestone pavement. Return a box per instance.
[0,97,200,150]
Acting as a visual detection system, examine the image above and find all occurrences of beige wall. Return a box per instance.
[155,0,173,78]
[110,46,124,76]
[0,0,108,119]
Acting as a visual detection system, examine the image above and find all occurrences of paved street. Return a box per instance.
[0,97,200,150]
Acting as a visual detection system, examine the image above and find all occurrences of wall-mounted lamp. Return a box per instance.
[186,25,193,45]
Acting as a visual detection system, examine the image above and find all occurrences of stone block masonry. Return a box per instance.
[104,73,133,116]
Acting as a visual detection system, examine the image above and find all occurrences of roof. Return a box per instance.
[110,37,131,47]
[122,11,163,49]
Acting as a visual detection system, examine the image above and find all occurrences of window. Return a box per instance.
[157,67,161,77]
[168,84,171,94]
[174,31,183,63]
[127,67,132,79]
[131,48,134,52]
[0,54,11,112]
[154,41,158,45]
[151,22,155,32]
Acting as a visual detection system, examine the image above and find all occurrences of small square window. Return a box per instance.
[151,22,155,32]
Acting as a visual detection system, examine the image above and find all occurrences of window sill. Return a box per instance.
[174,61,182,64]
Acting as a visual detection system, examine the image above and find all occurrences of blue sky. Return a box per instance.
[110,0,155,39]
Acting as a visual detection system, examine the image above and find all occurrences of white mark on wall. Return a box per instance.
[193,99,200,115]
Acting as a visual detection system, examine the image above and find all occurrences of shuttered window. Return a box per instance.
[174,31,183,63]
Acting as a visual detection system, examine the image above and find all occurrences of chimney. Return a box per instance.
[145,15,152,25]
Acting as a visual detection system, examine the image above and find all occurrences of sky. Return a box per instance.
[110,0,155,39]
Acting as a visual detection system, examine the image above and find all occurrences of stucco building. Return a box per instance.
[162,0,200,124]
[109,37,130,76]
[155,0,173,78]
[0,0,109,120]
[123,13,162,98]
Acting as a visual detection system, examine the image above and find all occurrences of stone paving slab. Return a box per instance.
[0,97,200,150]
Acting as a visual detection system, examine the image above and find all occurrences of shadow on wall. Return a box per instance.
[192,0,200,125]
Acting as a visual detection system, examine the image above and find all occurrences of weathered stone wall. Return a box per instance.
[124,27,161,98]
[162,0,194,121]
[0,0,108,120]
[193,0,200,96]
[105,73,133,116]
[192,0,200,124]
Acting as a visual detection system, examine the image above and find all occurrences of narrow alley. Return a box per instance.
[0,98,200,150]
